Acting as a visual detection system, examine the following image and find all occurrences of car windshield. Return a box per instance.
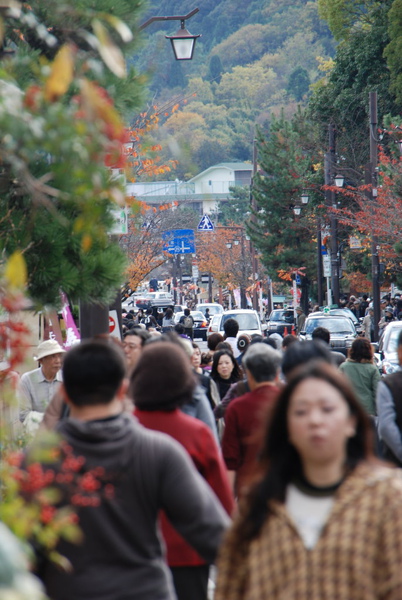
[199,305,222,315]
[270,310,293,322]
[384,327,402,353]
[191,312,205,320]
[221,313,259,331]
[305,318,355,335]
[331,308,358,324]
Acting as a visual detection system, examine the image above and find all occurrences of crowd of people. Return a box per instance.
[8,290,402,600]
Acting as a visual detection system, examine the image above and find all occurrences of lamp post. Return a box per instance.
[218,225,250,309]
[369,91,381,342]
[299,164,344,309]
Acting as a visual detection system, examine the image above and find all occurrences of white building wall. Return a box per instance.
[193,167,234,194]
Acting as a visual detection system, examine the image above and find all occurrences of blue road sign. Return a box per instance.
[295,274,301,285]
[197,214,214,231]
[163,229,195,254]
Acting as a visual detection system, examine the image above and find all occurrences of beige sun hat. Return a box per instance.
[34,339,65,361]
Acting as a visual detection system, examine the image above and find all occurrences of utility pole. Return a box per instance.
[369,91,381,341]
[250,139,259,311]
[316,217,324,306]
[327,123,340,305]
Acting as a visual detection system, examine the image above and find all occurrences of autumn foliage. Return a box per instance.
[196,225,253,290]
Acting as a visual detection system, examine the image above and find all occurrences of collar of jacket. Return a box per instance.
[270,462,399,529]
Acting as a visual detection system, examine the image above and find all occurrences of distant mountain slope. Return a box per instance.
[135,1,335,178]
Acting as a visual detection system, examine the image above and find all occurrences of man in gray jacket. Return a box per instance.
[377,330,402,465]
[29,339,229,600]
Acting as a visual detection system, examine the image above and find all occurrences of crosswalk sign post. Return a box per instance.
[197,215,214,232]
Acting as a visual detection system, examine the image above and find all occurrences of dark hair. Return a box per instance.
[262,337,277,350]
[164,307,173,319]
[282,340,332,379]
[215,341,233,353]
[184,308,190,316]
[174,323,185,334]
[130,342,195,411]
[211,350,242,382]
[63,340,126,406]
[282,334,297,349]
[207,332,224,351]
[223,318,239,338]
[124,328,151,346]
[311,326,330,344]
[236,361,373,543]
[201,351,212,366]
[349,337,373,362]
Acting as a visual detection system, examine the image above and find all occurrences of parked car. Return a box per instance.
[266,309,295,335]
[175,310,209,340]
[122,293,142,312]
[207,309,267,339]
[376,321,402,375]
[196,303,224,320]
[135,292,173,309]
[299,313,358,354]
[328,308,363,335]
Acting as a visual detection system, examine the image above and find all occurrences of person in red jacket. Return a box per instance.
[222,342,282,497]
[129,341,234,600]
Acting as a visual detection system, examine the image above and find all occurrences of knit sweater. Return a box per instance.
[215,462,402,600]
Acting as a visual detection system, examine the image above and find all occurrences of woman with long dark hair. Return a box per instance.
[215,361,402,600]
[210,350,242,401]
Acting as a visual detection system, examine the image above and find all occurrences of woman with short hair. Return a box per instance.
[130,342,234,600]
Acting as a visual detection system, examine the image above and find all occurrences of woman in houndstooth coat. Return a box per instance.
[215,361,402,600]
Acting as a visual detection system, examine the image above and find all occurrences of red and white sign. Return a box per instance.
[108,310,121,339]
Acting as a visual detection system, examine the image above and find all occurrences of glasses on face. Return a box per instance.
[123,343,140,351]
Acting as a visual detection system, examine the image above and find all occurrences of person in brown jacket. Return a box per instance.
[215,361,402,600]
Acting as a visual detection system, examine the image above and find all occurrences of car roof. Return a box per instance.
[224,309,258,314]
[197,303,222,307]
[307,313,351,320]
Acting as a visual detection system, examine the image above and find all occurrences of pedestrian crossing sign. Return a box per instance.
[197,214,214,231]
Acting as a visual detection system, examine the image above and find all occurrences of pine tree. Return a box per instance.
[249,109,321,285]
[0,0,145,308]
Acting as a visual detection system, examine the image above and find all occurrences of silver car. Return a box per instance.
[377,321,402,375]
[300,314,358,354]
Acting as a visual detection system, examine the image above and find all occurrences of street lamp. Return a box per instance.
[165,20,201,60]
[301,191,309,205]
[220,226,249,309]
[140,8,201,61]
[334,174,345,188]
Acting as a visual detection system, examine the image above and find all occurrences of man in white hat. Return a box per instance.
[18,339,65,424]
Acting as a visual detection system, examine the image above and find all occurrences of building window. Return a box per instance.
[234,170,252,186]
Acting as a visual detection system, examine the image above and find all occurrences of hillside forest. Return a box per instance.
[135,0,335,179]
